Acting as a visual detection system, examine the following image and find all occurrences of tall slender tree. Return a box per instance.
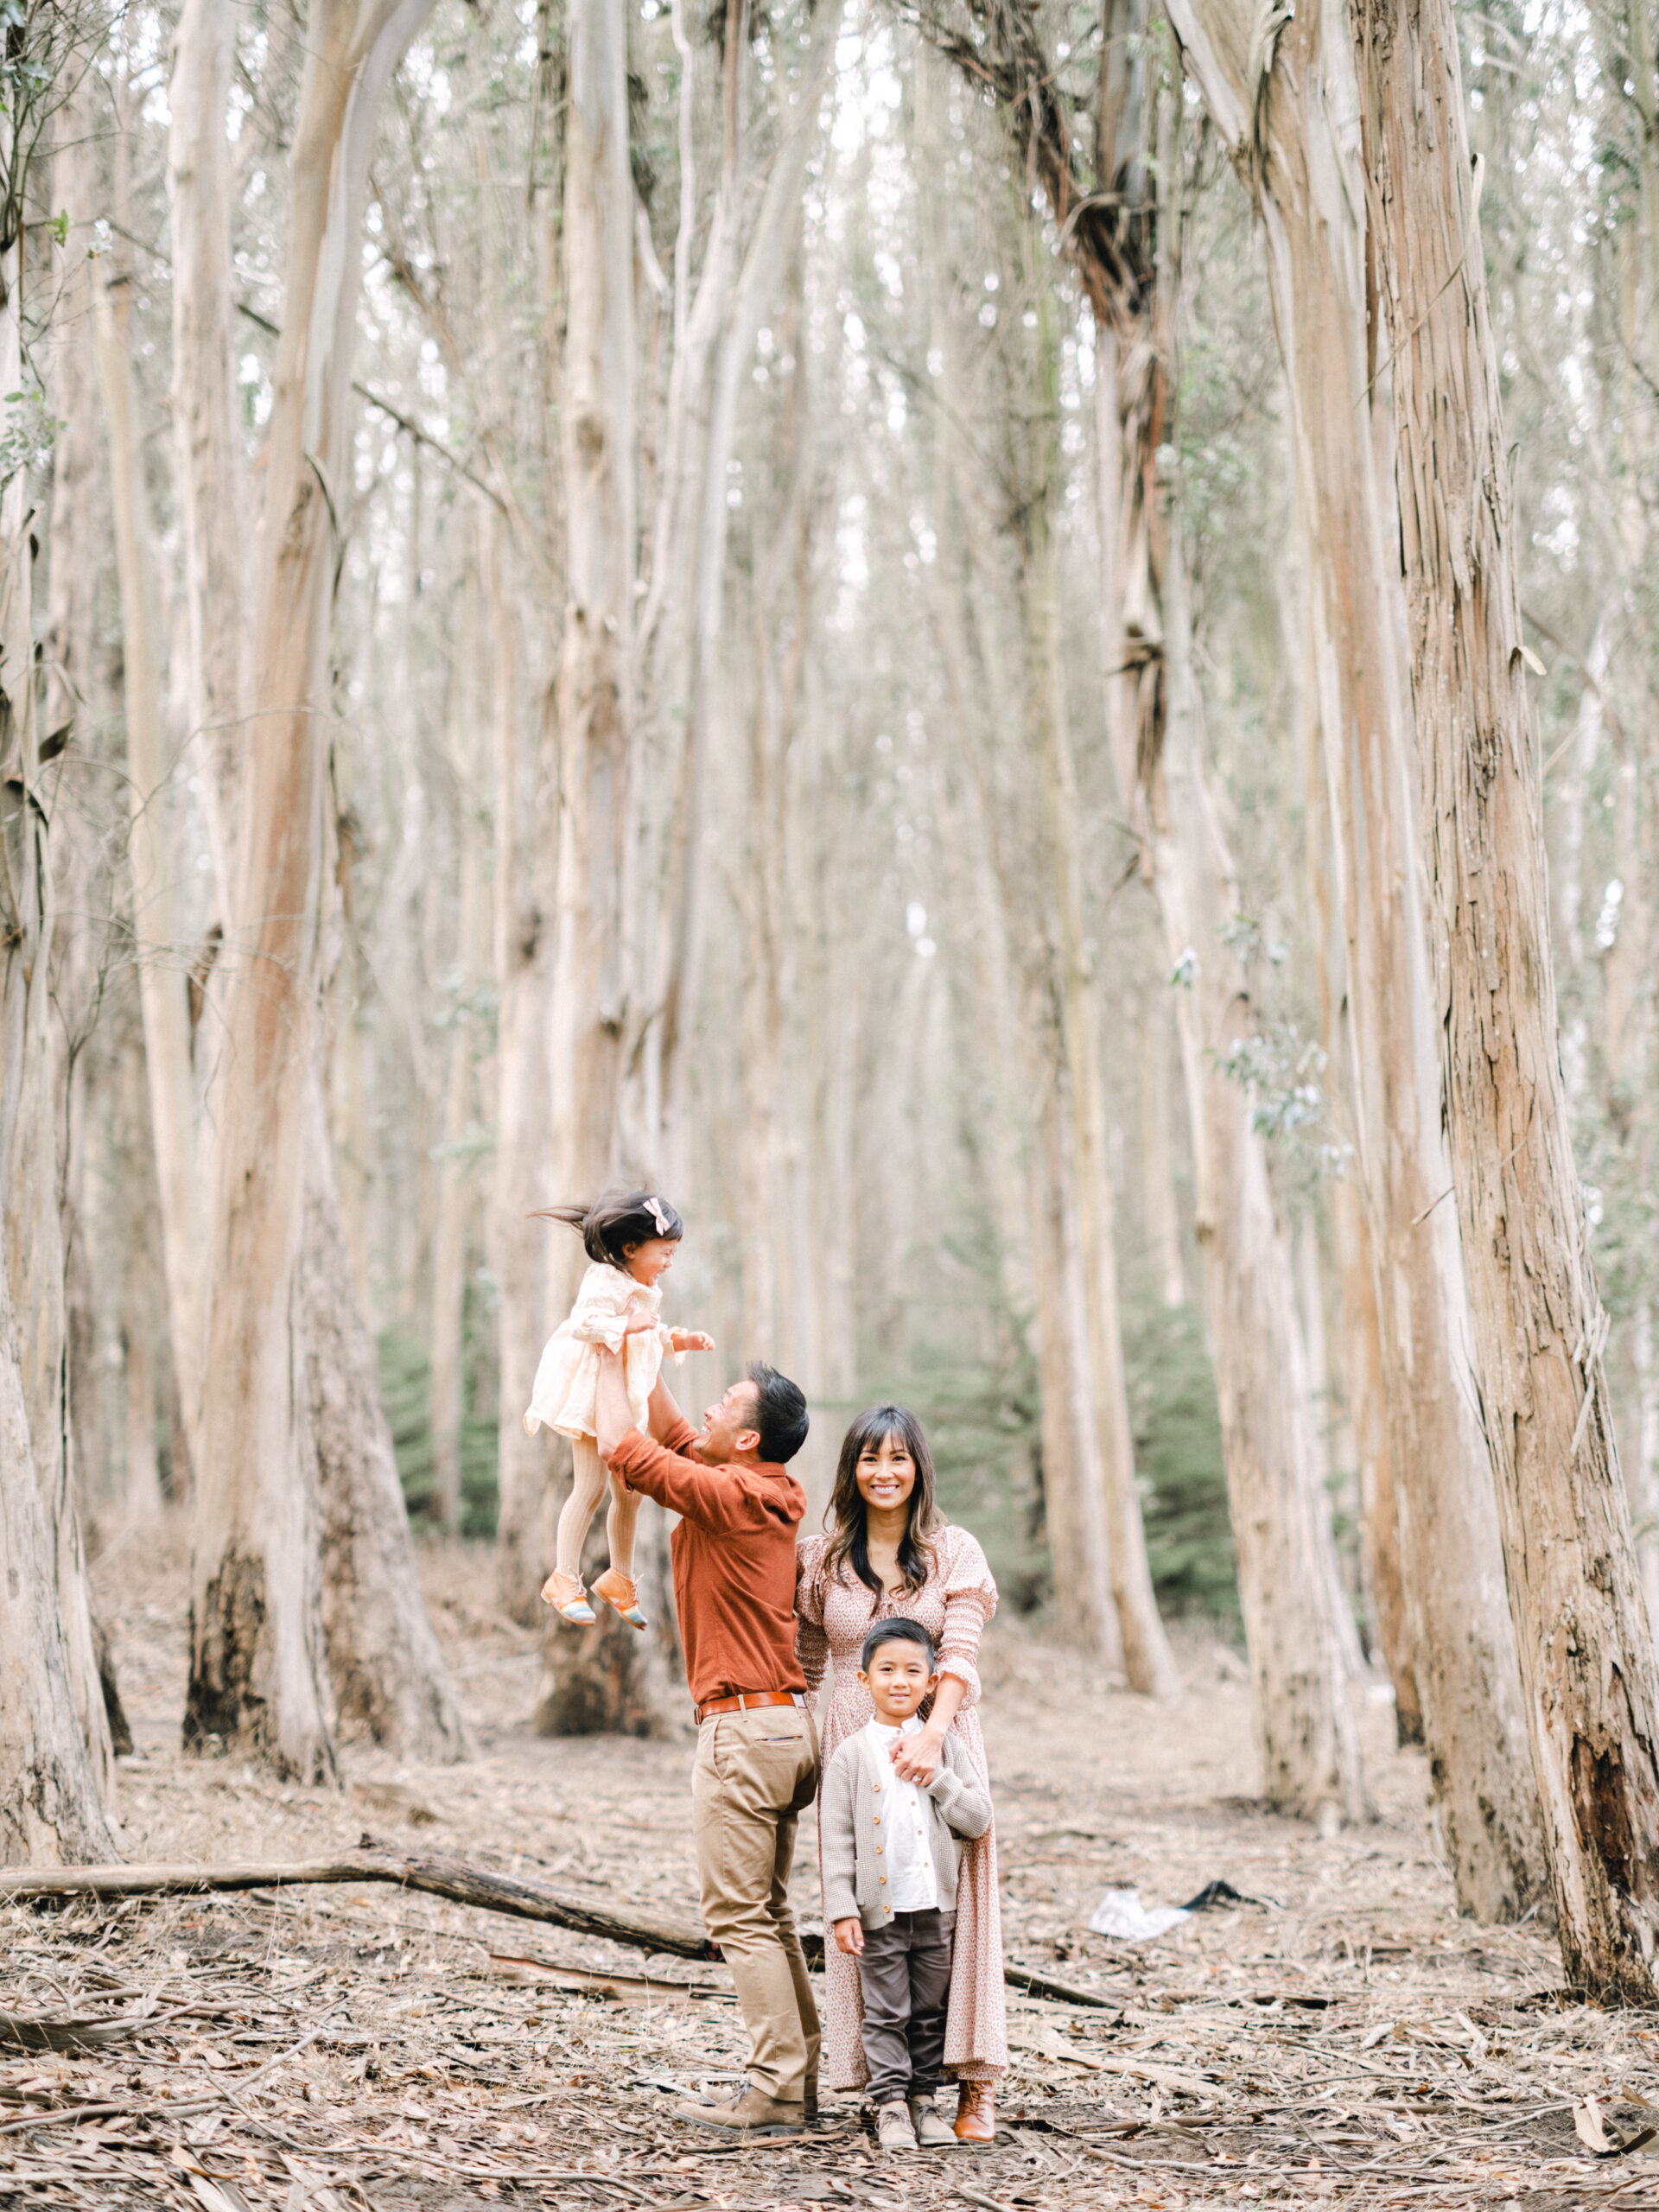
[1353,0,1659,1989]
[186,0,465,1777]
[1166,0,1546,1917]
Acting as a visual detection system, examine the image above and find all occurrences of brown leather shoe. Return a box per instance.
[674,2086,804,2137]
[954,2081,995,2143]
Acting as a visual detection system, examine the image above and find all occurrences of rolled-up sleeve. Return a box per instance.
[937,1529,997,1708]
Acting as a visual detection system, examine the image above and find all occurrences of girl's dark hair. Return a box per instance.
[823,1405,940,1597]
[531,1187,684,1267]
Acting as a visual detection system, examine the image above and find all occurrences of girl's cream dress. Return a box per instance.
[523,1262,684,1441]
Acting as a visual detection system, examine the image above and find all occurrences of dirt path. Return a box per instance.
[2,1527,1654,2209]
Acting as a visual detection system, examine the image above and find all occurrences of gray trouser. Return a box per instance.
[856,1907,956,2106]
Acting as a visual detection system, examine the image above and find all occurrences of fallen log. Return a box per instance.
[0,1853,717,1963]
[0,1854,1116,2006]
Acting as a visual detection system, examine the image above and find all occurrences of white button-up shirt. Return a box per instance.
[862,1714,938,1912]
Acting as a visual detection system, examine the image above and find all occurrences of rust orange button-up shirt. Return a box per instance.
[607,1416,808,1708]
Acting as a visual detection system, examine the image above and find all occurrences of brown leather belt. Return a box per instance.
[693,1689,808,1726]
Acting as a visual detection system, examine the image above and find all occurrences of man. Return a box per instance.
[595,1350,819,2139]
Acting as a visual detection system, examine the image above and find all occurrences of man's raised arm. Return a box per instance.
[647,1372,703,1454]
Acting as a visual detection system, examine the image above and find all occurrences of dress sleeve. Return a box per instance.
[936,1527,997,1709]
[795,1540,831,1703]
[567,1265,631,1354]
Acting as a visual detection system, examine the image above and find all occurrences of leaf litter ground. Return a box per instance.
[3,1527,1656,2210]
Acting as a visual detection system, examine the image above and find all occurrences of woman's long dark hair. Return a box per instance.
[822,1405,941,1597]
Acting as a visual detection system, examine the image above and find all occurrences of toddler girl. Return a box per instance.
[525,1189,712,1629]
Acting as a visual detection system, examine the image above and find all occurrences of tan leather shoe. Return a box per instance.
[954,2081,996,2143]
[674,2086,804,2136]
[540,1569,595,1625]
[592,1567,648,1630]
[909,2095,957,2147]
[875,2099,917,2151]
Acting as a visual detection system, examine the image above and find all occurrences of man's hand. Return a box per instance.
[623,1309,658,1335]
[593,1349,637,1463]
[890,1726,946,1787]
[832,1916,865,1957]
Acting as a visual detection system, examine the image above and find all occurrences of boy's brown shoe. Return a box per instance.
[673,2086,804,2137]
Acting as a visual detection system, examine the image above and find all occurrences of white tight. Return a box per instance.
[554,1434,640,1582]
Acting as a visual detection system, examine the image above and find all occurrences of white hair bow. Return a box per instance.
[644,1197,671,1236]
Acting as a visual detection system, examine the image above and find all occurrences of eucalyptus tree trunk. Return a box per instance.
[1167,0,1545,1916]
[430,543,487,1534]
[1136,987,1186,1309]
[168,0,247,918]
[0,172,115,1817]
[547,0,634,1224]
[0,1252,116,1864]
[302,1080,473,1755]
[1142,527,1366,1820]
[188,0,443,1780]
[1353,0,1659,1990]
[1024,287,1178,1696]
[1332,1172,1421,1738]
[533,0,666,1729]
[488,520,560,1624]
[629,3,836,1173]
[91,245,207,1465]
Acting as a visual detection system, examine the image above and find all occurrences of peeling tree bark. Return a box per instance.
[91,245,207,1471]
[1166,0,1545,1918]
[1352,0,1659,1991]
[0,117,116,1847]
[0,1255,115,1866]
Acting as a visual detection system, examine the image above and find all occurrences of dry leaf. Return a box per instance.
[1575,2095,1615,2154]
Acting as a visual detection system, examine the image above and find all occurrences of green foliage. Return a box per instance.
[377,1270,499,1539]
[1123,1297,1240,1633]
[894,1331,1050,1618]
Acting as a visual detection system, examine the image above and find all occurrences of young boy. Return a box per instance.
[819,1618,993,2151]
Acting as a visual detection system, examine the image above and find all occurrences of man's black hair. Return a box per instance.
[747,1361,809,1464]
[860,1616,937,1673]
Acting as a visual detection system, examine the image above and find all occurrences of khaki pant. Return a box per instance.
[692,1705,822,2102]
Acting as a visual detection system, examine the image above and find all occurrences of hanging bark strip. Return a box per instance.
[1352,0,1659,1993]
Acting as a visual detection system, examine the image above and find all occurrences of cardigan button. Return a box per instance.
[879,1876,887,1885]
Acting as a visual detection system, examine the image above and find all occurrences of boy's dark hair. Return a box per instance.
[861,1616,937,1673]
[531,1187,683,1267]
[747,1361,809,1464]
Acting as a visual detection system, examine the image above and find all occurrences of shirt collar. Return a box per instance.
[867,1713,923,1741]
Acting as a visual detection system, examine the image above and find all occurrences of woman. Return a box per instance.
[797,1406,1006,2142]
